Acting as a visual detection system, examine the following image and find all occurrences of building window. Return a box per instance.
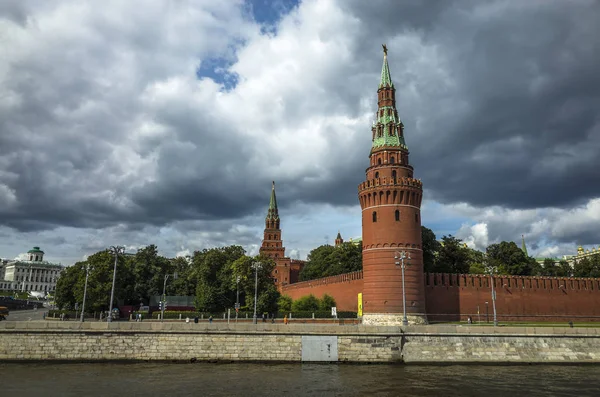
[378,158,382,165]
[375,172,379,178]
[372,211,377,222]
[395,210,400,221]
[390,156,395,164]
[392,170,396,182]
[415,213,419,223]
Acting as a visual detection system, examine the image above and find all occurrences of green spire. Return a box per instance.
[336,231,342,240]
[266,181,279,220]
[379,44,393,89]
[372,45,406,151]
[521,235,528,256]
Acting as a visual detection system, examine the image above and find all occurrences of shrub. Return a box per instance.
[291,294,320,311]
[277,295,293,312]
[318,294,336,311]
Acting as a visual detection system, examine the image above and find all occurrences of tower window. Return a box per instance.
[392,170,396,181]
[395,210,400,221]
[372,211,377,222]
[415,213,419,223]
[378,159,382,165]
[390,156,395,164]
[375,172,379,178]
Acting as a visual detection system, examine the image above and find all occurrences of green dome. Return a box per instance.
[27,246,44,254]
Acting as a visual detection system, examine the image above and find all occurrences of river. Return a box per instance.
[2,362,599,396]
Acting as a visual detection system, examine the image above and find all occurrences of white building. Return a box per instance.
[0,247,64,295]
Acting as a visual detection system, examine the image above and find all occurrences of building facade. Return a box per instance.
[0,247,64,295]
[259,182,304,288]
[357,46,426,325]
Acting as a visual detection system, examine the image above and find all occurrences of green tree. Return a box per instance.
[194,245,246,312]
[56,249,135,312]
[318,294,336,311]
[256,283,280,315]
[131,245,172,304]
[277,295,293,312]
[55,264,81,310]
[434,235,470,274]
[486,241,536,275]
[467,248,486,274]
[573,255,600,278]
[421,226,441,272]
[291,294,320,311]
[541,258,557,276]
[556,260,572,277]
[169,256,196,296]
[299,243,362,281]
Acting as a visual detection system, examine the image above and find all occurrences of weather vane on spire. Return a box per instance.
[382,44,388,55]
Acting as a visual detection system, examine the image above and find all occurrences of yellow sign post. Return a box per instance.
[357,293,363,317]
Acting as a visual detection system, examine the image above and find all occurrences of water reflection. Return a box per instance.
[2,362,599,397]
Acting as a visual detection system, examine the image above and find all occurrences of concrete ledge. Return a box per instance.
[1,321,599,337]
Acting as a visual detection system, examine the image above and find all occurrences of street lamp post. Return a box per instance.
[252,262,263,324]
[235,275,241,323]
[80,264,92,322]
[161,272,178,322]
[485,262,498,327]
[394,251,411,327]
[107,246,125,323]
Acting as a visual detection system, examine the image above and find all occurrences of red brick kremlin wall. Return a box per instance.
[281,271,600,321]
[281,271,363,312]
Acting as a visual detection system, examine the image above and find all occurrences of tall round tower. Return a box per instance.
[358,45,426,325]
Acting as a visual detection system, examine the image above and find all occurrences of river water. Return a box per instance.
[2,362,600,396]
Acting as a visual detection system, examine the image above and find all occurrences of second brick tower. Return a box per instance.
[358,46,427,325]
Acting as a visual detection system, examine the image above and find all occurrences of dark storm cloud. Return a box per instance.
[342,0,600,209]
[2,0,600,241]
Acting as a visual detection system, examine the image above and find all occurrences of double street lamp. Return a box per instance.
[107,246,125,322]
[394,251,411,327]
[80,264,92,322]
[252,261,263,324]
[235,275,241,322]
[161,272,178,322]
[485,261,499,327]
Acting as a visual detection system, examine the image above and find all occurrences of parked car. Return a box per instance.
[0,306,9,320]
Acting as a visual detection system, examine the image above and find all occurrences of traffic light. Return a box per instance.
[159,301,163,311]
[163,301,167,310]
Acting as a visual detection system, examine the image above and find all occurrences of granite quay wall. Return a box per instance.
[1,322,600,364]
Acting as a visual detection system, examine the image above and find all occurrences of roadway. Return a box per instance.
[3,308,49,321]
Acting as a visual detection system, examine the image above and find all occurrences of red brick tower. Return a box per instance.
[357,45,426,325]
[335,231,344,247]
[259,181,292,287]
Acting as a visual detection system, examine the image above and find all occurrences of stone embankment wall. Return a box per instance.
[1,322,600,364]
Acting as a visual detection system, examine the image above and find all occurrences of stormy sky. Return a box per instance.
[1,0,599,264]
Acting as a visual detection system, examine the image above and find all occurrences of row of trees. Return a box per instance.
[298,227,600,280]
[55,245,281,314]
[277,294,336,312]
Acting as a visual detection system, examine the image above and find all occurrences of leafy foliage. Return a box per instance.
[277,295,293,312]
[435,235,471,274]
[299,242,362,281]
[289,294,335,312]
[318,294,336,311]
[421,226,441,272]
[573,254,600,278]
[291,294,320,311]
[486,241,538,275]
